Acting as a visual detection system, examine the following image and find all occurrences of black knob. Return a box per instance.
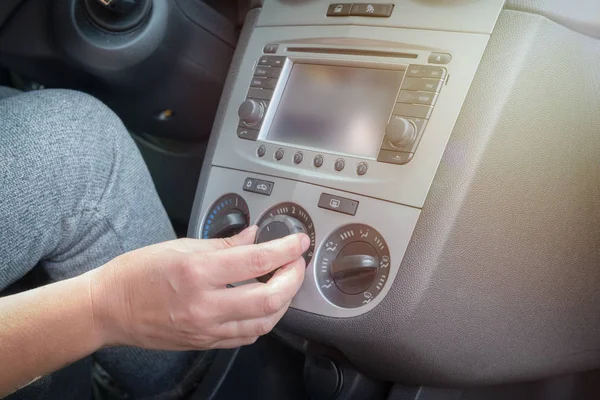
[255,215,307,282]
[385,116,416,149]
[256,215,307,244]
[207,211,248,239]
[331,242,379,295]
[238,99,265,127]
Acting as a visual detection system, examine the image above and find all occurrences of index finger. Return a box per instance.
[201,233,310,286]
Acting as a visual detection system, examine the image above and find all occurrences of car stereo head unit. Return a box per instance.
[237,51,446,167]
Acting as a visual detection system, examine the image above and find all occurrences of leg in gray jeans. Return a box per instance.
[0,88,208,399]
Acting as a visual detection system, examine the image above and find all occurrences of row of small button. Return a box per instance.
[243,177,274,196]
[257,145,369,176]
[327,3,394,18]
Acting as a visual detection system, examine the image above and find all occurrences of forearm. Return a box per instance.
[0,272,104,397]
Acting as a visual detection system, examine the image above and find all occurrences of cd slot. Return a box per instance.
[285,47,418,59]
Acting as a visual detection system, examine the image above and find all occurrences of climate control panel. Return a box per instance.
[195,166,420,318]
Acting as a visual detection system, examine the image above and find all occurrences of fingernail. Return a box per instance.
[300,234,310,252]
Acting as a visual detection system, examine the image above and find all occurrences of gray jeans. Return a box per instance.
[0,88,208,399]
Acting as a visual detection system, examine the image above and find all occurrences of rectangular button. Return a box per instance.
[428,52,452,65]
[247,88,274,101]
[237,127,259,141]
[377,150,414,165]
[258,56,286,67]
[254,66,282,78]
[422,66,446,79]
[393,103,433,119]
[405,65,426,78]
[263,44,279,54]
[254,180,274,196]
[350,3,394,17]
[397,90,438,106]
[318,193,359,216]
[327,3,351,16]
[243,177,257,192]
[401,77,443,93]
[250,77,278,90]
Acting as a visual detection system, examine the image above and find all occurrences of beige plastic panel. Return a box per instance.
[257,0,505,35]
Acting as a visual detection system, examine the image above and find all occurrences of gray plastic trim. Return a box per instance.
[188,8,261,238]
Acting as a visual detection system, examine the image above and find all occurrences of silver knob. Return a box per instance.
[386,116,416,149]
[238,99,265,127]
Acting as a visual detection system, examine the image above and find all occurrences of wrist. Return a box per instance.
[86,265,122,348]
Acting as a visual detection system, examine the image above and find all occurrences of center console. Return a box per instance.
[189,0,505,318]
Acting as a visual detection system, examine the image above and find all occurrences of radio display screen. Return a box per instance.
[267,63,404,158]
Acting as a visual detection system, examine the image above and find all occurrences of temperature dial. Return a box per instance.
[316,224,391,308]
[201,194,250,239]
[255,203,316,282]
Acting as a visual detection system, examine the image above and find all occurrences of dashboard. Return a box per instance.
[2,0,599,390]
[189,0,600,387]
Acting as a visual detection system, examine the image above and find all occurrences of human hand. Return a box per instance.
[88,226,309,350]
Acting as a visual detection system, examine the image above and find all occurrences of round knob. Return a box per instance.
[207,211,248,239]
[331,242,379,295]
[385,116,416,149]
[255,215,308,282]
[238,99,265,127]
[256,215,307,244]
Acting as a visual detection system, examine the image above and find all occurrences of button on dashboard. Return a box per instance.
[254,66,282,78]
[401,77,443,93]
[237,127,259,141]
[293,152,304,165]
[377,150,414,165]
[350,3,394,17]
[258,56,286,67]
[250,77,278,90]
[253,180,274,195]
[247,88,274,101]
[313,155,324,168]
[393,103,433,119]
[274,148,285,161]
[242,177,257,192]
[356,162,368,176]
[428,52,452,65]
[318,193,359,216]
[397,90,438,106]
[263,44,279,54]
[327,3,351,16]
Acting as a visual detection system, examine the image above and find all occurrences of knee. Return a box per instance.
[0,89,135,209]
[0,89,127,152]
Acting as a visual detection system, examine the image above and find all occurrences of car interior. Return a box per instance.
[1,0,600,399]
